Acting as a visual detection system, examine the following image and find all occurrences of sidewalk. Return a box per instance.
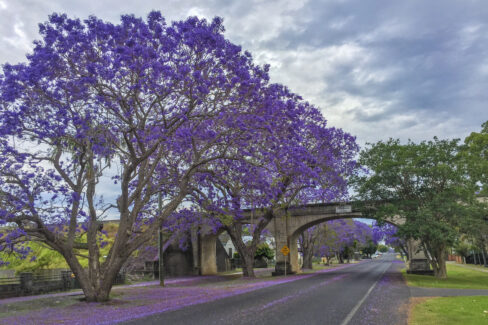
[0,277,195,305]
[0,267,274,305]
[447,261,488,273]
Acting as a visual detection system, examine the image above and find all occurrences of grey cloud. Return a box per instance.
[1,0,487,145]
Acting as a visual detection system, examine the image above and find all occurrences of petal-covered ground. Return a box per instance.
[0,264,360,325]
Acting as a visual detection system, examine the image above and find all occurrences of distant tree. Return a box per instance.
[453,241,470,264]
[314,220,376,264]
[361,240,378,257]
[375,223,409,259]
[377,244,388,253]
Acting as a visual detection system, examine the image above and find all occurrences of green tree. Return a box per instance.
[462,121,488,195]
[377,244,388,253]
[355,138,478,278]
[453,240,470,264]
[361,239,378,258]
[460,121,488,266]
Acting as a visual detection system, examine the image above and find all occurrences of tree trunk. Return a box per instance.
[482,248,487,267]
[241,252,256,278]
[299,230,314,269]
[338,252,344,264]
[225,224,258,278]
[433,249,447,279]
[325,254,332,265]
[435,256,447,279]
[302,250,313,269]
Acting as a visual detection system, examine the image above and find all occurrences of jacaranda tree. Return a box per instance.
[190,84,358,277]
[0,12,272,301]
[313,220,377,264]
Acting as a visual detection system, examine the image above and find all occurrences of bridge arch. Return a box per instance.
[286,214,400,274]
[199,202,428,276]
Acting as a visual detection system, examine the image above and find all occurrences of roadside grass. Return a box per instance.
[402,263,488,289]
[409,296,488,325]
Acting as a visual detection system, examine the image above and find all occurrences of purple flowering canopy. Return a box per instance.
[314,220,376,260]
[189,83,359,277]
[0,12,275,301]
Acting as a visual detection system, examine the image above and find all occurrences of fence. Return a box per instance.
[0,270,125,299]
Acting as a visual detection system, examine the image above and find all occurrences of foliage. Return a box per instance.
[0,11,279,301]
[355,137,480,278]
[361,239,378,257]
[0,10,358,298]
[314,219,377,263]
[255,242,274,260]
[377,244,388,253]
[189,83,358,277]
[462,121,488,195]
[453,241,470,262]
[458,121,488,265]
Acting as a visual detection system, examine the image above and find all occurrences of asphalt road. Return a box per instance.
[124,253,409,325]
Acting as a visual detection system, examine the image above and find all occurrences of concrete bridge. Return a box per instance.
[198,202,430,275]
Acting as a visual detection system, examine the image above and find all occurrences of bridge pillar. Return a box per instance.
[200,234,217,275]
[289,234,300,273]
[406,239,433,275]
[271,213,295,276]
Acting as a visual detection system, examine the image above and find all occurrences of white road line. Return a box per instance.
[339,262,390,325]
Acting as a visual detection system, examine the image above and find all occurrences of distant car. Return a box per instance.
[372,253,379,258]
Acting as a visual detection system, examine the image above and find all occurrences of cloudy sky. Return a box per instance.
[1,0,487,145]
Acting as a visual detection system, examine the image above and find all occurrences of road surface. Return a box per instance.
[124,253,409,325]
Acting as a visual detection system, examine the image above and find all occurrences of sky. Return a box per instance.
[0,0,487,146]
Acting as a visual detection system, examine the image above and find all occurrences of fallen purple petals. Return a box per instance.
[0,263,362,325]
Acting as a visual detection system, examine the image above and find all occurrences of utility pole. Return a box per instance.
[158,192,165,286]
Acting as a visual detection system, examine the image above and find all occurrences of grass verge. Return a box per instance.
[409,296,488,325]
[402,263,488,289]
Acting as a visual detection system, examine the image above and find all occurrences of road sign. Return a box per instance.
[281,245,290,256]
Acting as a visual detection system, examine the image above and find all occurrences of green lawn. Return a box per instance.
[403,263,488,289]
[410,296,488,325]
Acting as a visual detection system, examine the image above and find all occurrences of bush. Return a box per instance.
[255,243,274,260]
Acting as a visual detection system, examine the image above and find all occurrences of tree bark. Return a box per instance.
[436,253,447,278]
[241,251,256,278]
[302,251,313,269]
[299,230,315,269]
[337,252,344,264]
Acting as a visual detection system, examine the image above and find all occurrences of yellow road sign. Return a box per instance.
[281,245,290,256]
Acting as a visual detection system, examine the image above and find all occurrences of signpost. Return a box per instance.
[281,245,290,276]
[158,193,165,286]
